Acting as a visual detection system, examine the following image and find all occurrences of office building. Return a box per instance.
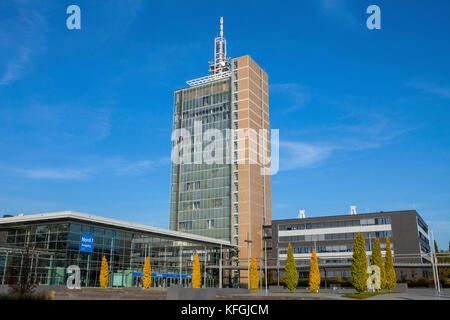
[169,18,271,278]
[264,209,433,281]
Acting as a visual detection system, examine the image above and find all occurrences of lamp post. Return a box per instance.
[244,232,252,290]
[431,230,441,294]
[179,245,182,285]
[204,246,207,288]
[219,244,222,288]
[264,238,268,296]
[276,245,280,286]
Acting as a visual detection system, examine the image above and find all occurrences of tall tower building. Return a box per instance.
[169,18,271,278]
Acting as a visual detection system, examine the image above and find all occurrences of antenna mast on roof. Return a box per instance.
[209,16,231,75]
[186,17,232,86]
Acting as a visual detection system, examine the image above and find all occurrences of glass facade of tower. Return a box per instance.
[170,78,233,241]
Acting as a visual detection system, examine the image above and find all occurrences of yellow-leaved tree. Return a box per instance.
[143,256,152,289]
[371,237,386,291]
[285,242,298,291]
[99,256,109,288]
[309,248,320,292]
[249,256,259,293]
[192,252,201,288]
[384,236,397,291]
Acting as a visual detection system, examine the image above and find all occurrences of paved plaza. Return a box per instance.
[51,287,450,300]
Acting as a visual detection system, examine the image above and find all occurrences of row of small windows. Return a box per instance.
[181,177,229,190]
[279,242,391,255]
[181,103,230,120]
[178,208,229,221]
[180,111,231,125]
[420,243,430,254]
[178,218,230,231]
[203,112,230,124]
[278,217,391,231]
[181,199,224,211]
[190,93,228,108]
[418,232,428,243]
[417,217,428,234]
[179,167,229,180]
[178,189,230,202]
[181,111,231,124]
[186,181,201,191]
[184,179,231,191]
[279,231,392,243]
[179,136,232,152]
[231,64,239,224]
[175,163,230,173]
[2,224,187,252]
[280,259,353,267]
[179,118,230,131]
[418,233,430,254]
[178,80,230,101]
[181,92,230,110]
[184,228,231,241]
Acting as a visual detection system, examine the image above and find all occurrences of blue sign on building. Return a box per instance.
[132,272,192,279]
[80,234,94,253]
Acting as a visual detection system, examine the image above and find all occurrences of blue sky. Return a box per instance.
[0,0,449,249]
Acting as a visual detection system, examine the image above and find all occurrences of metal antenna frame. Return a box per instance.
[187,17,232,86]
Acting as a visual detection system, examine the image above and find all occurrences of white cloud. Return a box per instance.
[317,0,358,27]
[408,80,450,99]
[280,141,334,170]
[270,83,309,114]
[0,46,33,85]
[0,0,47,86]
[12,156,162,181]
[0,103,114,144]
[104,157,153,176]
[278,110,411,171]
[20,168,91,181]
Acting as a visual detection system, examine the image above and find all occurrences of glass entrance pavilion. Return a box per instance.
[0,211,236,288]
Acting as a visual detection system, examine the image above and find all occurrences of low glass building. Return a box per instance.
[0,211,235,288]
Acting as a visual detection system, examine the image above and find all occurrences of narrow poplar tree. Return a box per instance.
[384,236,397,291]
[99,256,109,288]
[308,248,320,292]
[284,242,298,292]
[371,237,385,291]
[143,256,152,289]
[192,252,201,288]
[249,256,259,293]
[351,233,368,293]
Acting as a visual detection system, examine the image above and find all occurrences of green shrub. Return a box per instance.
[351,233,368,293]
[384,237,397,291]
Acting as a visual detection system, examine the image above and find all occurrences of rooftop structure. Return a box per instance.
[186,17,232,86]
